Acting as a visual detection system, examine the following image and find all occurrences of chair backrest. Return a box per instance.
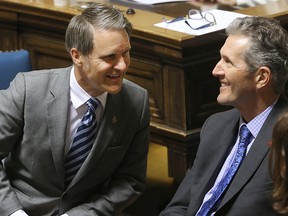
[0,50,32,89]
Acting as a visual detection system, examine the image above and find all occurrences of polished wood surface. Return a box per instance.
[0,0,288,182]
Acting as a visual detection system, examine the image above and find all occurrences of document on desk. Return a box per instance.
[154,9,248,36]
[129,0,189,4]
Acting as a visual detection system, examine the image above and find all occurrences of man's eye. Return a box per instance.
[104,54,116,60]
[224,59,233,68]
[123,50,130,56]
[226,62,233,68]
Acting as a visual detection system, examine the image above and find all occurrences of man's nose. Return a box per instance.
[212,61,224,77]
[115,56,128,71]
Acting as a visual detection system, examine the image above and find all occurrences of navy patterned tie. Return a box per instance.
[65,97,99,186]
[197,125,252,216]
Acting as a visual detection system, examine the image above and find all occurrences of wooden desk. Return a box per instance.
[0,0,288,182]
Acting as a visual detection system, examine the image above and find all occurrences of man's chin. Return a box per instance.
[107,86,122,95]
[217,97,231,106]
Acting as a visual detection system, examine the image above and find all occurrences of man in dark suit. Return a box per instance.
[160,16,288,216]
[0,3,150,216]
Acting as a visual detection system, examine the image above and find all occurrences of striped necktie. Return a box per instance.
[196,125,252,216]
[65,97,99,186]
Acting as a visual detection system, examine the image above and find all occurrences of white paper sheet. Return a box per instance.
[129,0,188,4]
[154,9,248,36]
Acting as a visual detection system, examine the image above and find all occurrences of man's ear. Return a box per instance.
[70,48,82,66]
[255,66,271,89]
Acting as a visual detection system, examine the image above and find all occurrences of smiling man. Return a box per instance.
[160,16,288,216]
[0,3,150,216]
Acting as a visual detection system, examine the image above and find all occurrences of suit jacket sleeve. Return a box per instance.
[0,73,28,215]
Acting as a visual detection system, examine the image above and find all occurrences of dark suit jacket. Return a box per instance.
[0,67,150,216]
[160,96,288,216]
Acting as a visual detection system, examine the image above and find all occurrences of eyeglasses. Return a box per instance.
[162,9,217,30]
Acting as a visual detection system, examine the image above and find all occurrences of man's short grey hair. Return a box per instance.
[226,16,288,94]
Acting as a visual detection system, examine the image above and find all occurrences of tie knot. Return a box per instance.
[86,97,99,112]
[239,125,252,145]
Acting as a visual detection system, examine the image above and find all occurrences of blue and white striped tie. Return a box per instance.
[65,97,99,186]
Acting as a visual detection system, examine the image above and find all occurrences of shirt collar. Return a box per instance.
[239,98,278,139]
[70,66,107,109]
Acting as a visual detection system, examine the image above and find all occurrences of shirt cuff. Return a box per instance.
[10,210,29,216]
[10,209,69,216]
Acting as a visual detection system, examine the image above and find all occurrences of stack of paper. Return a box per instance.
[129,0,189,4]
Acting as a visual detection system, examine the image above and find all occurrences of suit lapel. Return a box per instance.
[219,122,271,208]
[188,110,241,214]
[47,70,70,182]
[206,117,240,187]
[219,96,288,208]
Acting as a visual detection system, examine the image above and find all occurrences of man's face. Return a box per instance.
[74,28,131,97]
[212,34,257,110]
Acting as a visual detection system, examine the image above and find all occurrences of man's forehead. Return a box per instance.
[221,35,250,55]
